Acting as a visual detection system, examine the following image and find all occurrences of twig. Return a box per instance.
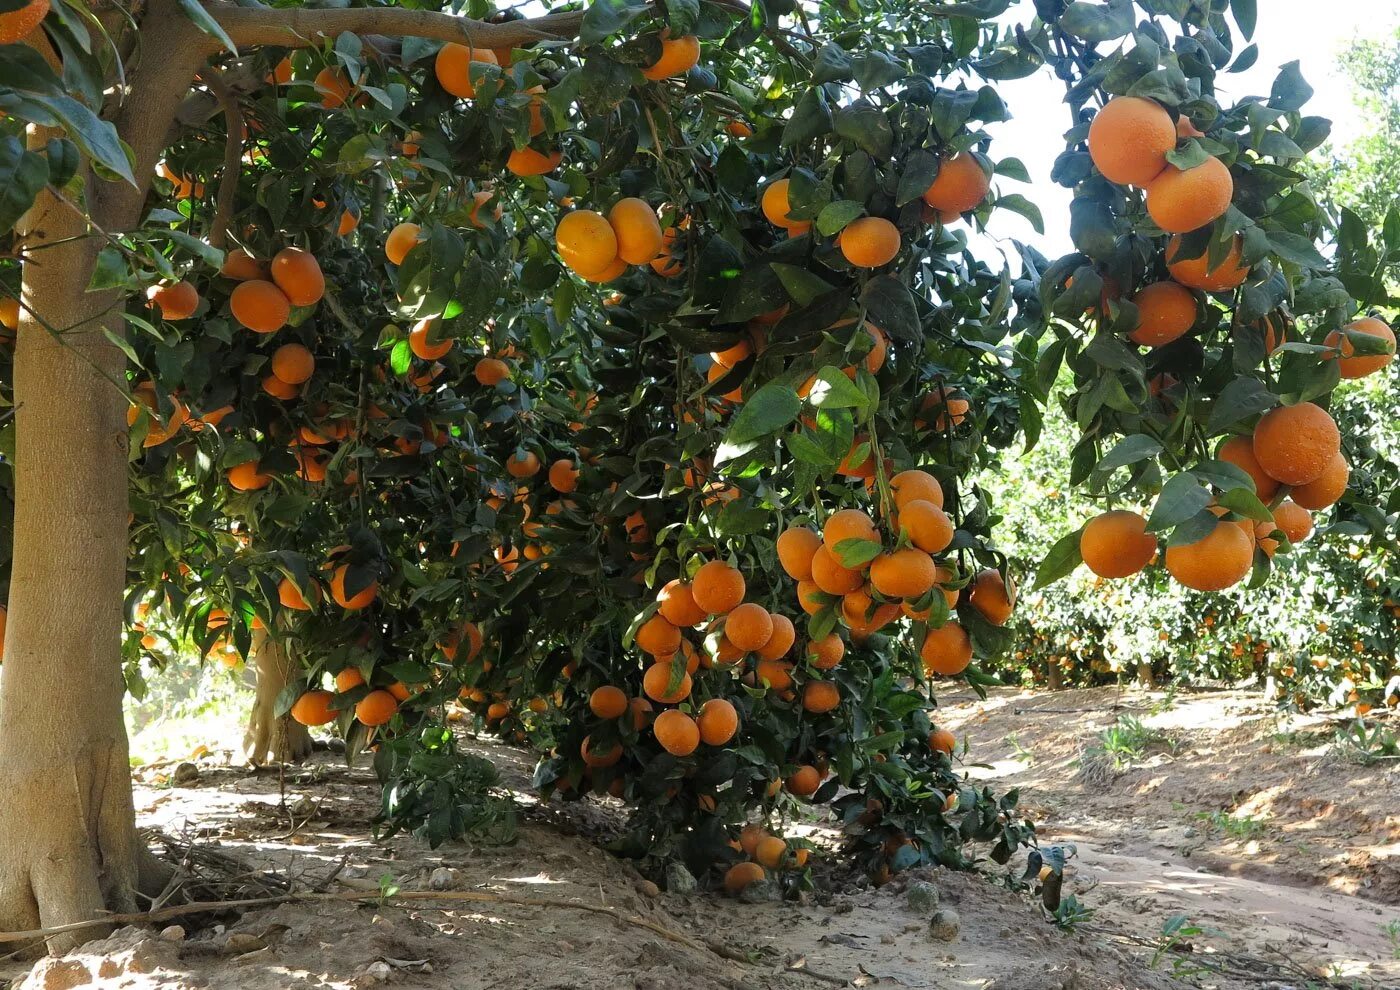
[199,69,244,251]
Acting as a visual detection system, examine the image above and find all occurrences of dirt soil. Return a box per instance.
[3,686,1397,990]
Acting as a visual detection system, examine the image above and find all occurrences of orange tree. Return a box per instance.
[0,0,1389,944]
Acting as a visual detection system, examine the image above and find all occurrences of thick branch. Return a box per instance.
[205,3,585,53]
[199,69,244,252]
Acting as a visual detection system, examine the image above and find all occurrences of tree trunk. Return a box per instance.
[244,628,312,766]
[0,182,156,951]
[1136,662,1155,689]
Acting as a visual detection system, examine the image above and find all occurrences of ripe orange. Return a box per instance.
[968,569,1014,625]
[921,622,972,676]
[1166,235,1249,292]
[589,685,629,720]
[607,198,663,265]
[388,683,412,703]
[467,189,502,228]
[824,507,879,548]
[0,295,20,330]
[691,560,746,615]
[334,668,364,692]
[314,66,354,108]
[630,697,655,730]
[220,249,267,282]
[697,698,739,745]
[711,337,753,369]
[754,659,793,691]
[262,373,299,400]
[435,43,498,99]
[724,603,774,653]
[385,222,423,266]
[642,661,692,703]
[1273,499,1313,543]
[795,580,826,616]
[636,614,682,656]
[802,681,840,714]
[338,209,359,236]
[228,460,272,491]
[757,614,795,661]
[777,526,821,581]
[146,281,199,321]
[547,458,578,493]
[439,621,483,662]
[922,152,991,213]
[869,548,937,599]
[581,736,622,768]
[641,32,700,81]
[278,576,319,610]
[723,862,765,894]
[0,0,49,45]
[1165,521,1253,591]
[1324,317,1395,379]
[230,280,291,334]
[1290,451,1348,510]
[1252,402,1340,486]
[809,544,863,596]
[505,146,562,176]
[895,499,954,554]
[839,217,900,268]
[330,563,377,610]
[270,247,325,307]
[786,765,821,797]
[291,690,338,727]
[1129,281,1197,347]
[474,357,511,386]
[1080,510,1156,578]
[409,319,453,361]
[889,469,944,509]
[580,255,627,284]
[271,343,315,385]
[1218,435,1280,500]
[928,728,956,755]
[754,835,787,869]
[1145,156,1233,233]
[653,709,700,756]
[355,690,398,727]
[505,450,541,478]
[761,178,800,229]
[917,388,969,431]
[555,210,619,278]
[657,580,707,628]
[807,634,844,670]
[1086,96,1175,186]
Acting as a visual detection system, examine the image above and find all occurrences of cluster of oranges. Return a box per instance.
[554,198,683,283]
[291,666,411,730]
[222,246,326,336]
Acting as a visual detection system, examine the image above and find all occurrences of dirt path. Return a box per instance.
[4,687,1396,989]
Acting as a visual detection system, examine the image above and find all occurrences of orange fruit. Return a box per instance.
[807,634,844,670]
[547,458,578,493]
[505,450,541,478]
[869,548,937,599]
[839,217,900,268]
[657,580,707,628]
[1273,499,1313,543]
[1290,451,1348,510]
[270,343,315,385]
[641,32,700,81]
[754,659,793,691]
[409,319,453,360]
[777,526,821,581]
[1166,235,1249,292]
[385,222,423,265]
[1086,96,1175,186]
[227,460,272,491]
[278,576,319,610]
[262,373,299,400]
[146,281,199,321]
[556,210,619,278]
[330,563,377,610]
[388,682,412,702]
[0,0,50,45]
[1218,435,1280,500]
[630,697,655,731]
[889,469,944,510]
[921,622,972,676]
[1129,281,1197,347]
[1145,156,1233,233]
[338,209,359,236]
[895,500,954,554]
[270,247,325,307]
[1324,317,1395,379]
[579,255,627,283]
[1080,510,1156,578]
[230,280,291,334]
[355,690,398,727]
[809,544,863,596]
[291,690,338,727]
[1165,521,1254,590]
[754,835,786,869]
[581,736,622,768]
[711,337,753,369]
[474,357,511,386]
[725,603,774,653]
[467,189,502,228]
[922,152,990,213]
[314,66,354,108]
[691,560,746,615]
[917,388,969,431]
[824,508,879,549]
[1252,402,1340,486]
[435,43,498,99]
[0,296,20,330]
[608,198,663,265]
[928,728,956,755]
[786,765,821,797]
[697,698,739,746]
[761,178,800,229]
[438,621,483,662]
[506,146,562,176]
[723,862,765,894]
[802,681,840,714]
[334,668,364,692]
[756,614,795,661]
[589,685,629,720]
[653,710,701,757]
[968,569,1014,625]
[635,614,682,657]
[796,580,826,616]
[642,661,692,703]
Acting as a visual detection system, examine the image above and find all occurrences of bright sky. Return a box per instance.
[981,0,1399,256]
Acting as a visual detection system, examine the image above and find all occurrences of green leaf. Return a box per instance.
[833,101,893,158]
[1205,376,1279,434]
[177,0,238,55]
[1059,0,1134,43]
[815,200,866,237]
[1268,60,1313,112]
[1231,0,1256,39]
[806,367,868,410]
[580,0,647,44]
[833,537,882,569]
[770,263,836,306]
[994,193,1043,234]
[389,338,412,376]
[1033,527,1083,590]
[1092,434,1163,477]
[812,44,853,84]
[862,276,920,342]
[724,382,801,445]
[896,149,940,206]
[1215,487,1273,523]
[1146,473,1212,532]
[0,136,47,234]
[781,88,833,147]
[1265,231,1326,269]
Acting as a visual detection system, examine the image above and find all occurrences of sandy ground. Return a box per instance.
[3,687,1397,990]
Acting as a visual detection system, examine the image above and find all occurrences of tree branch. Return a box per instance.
[199,69,244,252]
[204,3,585,53]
